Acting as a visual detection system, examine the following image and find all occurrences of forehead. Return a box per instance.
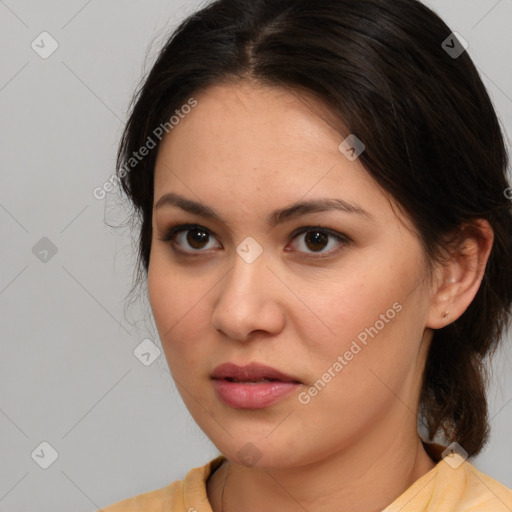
[155,81,357,183]
[152,81,404,230]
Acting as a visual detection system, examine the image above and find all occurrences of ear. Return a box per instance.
[426,219,494,329]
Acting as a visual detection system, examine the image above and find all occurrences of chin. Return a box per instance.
[207,434,310,470]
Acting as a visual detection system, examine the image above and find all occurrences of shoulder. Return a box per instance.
[99,480,181,512]
[98,455,226,512]
[460,462,512,510]
[426,443,512,510]
[385,451,512,512]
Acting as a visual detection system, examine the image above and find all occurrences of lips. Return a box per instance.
[211,362,302,409]
[211,362,301,383]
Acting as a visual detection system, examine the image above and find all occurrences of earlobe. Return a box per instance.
[426,220,494,329]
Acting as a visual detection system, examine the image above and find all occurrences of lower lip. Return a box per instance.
[212,379,300,409]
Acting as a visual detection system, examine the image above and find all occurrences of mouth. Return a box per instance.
[211,362,302,384]
[210,362,302,409]
[223,377,282,383]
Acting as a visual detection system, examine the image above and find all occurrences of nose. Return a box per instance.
[210,253,286,342]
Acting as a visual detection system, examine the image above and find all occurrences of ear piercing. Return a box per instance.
[441,311,449,319]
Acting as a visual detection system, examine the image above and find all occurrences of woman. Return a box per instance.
[100,0,512,510]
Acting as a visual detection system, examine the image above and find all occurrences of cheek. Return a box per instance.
[147,247,194,330]
[147,256,211,373]
[147,257,172,331]
[298,258,423,388]
[298,265,400,353]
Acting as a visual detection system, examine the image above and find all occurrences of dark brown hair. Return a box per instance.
[115,0,512,456]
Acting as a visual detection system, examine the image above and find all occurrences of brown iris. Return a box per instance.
[187,229,209,249]
[304,231,328,252]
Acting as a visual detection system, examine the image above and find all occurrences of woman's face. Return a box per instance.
[148,81,436,468]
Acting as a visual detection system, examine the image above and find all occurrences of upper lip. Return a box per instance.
[211,362,301,383]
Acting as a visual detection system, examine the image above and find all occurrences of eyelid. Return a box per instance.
[158,223,351,257]
[289,226,351,244]
[158,223,222,255]
[287,226,351,258]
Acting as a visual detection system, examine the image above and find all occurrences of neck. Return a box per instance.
[207,421,436,512]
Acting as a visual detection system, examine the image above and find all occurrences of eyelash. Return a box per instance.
[157,223,352,258]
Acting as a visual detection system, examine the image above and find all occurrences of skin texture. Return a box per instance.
[148,80,493,512]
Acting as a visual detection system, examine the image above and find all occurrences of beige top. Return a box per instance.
[99,447,512,511]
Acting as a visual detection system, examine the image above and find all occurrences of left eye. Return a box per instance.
[162,225,221,252]
[159,224,350,256]
[289,227,350,255]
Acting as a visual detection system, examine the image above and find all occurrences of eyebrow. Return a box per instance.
[154,192,374,228]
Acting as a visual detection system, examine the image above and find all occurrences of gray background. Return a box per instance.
[0,1,511,511]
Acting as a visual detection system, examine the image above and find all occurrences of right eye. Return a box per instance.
[158,224,222,254]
